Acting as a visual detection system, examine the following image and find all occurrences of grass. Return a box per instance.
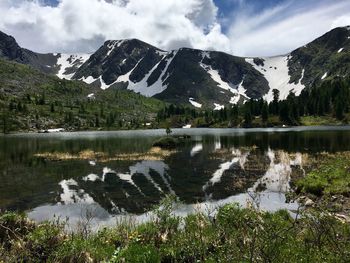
[1,196,350,262]
[300,115,344,126]
[34,147,176,162]
[296,153,350,196]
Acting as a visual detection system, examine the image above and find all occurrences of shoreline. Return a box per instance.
[2,124,350,136]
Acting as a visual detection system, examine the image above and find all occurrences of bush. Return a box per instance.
[297,156,350,196]
[152,137,179,149]
[111,244,160,263]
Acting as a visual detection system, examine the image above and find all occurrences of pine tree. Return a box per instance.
[165,124,172,136]
[244,106,252,127]
[262,102,269,123]
[335,99,344,120]
[50,103,55,113]
[270,89,280,115]
[1,111,8,134]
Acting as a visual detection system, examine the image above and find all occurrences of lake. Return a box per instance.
[1,127,350,229]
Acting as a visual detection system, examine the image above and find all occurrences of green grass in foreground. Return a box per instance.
[1,196,350,262]
[297,153,350,196]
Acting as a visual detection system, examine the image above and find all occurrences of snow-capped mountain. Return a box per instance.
[67,39,269,108]
[1,26,350,109]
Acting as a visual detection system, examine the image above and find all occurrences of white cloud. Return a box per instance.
[0,0,350,57]
[0,0,230,53]
[227,0,350,57]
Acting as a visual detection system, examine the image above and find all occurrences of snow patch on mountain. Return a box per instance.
[87,51,176,96]
[189,98,202,108]
[156,50,168,56]
[116,64,137,83]
[126,51,177,97]
[56,53,90,79]
[230,95,240,104]
[201,51,211,60]
[199,62,249,104]
[230,79,249,104]
[99,76,110,90]
[246,56,305,103]
[200,63,236,93]
[106,40,124,57]
[80,75,98,84]
[214,103,224,110]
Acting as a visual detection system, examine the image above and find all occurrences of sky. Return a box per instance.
[0,0,350,57]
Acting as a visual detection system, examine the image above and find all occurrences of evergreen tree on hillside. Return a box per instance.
[262,102,269,123]
[244,105,252,127]
[270,89,280,115]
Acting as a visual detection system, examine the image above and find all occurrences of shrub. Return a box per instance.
[152,137,179,149]
[111,244,160,263]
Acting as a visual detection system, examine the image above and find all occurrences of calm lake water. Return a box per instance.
[1,127,350,229]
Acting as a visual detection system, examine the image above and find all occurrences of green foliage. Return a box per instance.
[288,27,350,88]
[297,155,350,196]
[156,76,350,129]
[261,101,269,123]
[24,222,63,261]
[111,244,160,263]
[153,136,179,149]
[51,234,115,263]
[1,198,350,262]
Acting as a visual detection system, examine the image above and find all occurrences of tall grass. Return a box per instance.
[1,196,350,262]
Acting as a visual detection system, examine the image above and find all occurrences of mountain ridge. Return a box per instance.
[1,26,349,109]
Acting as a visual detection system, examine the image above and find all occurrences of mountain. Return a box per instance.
[68,39,269,108]
[289,26,350,87]
[1,26,350,110]
[0,58,164,132]
[67,25,350,108]
[246,26,350,102]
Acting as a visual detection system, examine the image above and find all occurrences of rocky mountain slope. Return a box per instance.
[68,39,270,109]
[0,31,58,74]
[0,30,89,76]
[247,26,350,102]
[1,26,349,110]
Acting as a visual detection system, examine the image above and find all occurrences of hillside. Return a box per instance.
[0,59,164,133]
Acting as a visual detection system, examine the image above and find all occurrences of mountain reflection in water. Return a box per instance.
[1,127,349,229]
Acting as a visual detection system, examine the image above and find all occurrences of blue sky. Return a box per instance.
[213,0,286,27]
[1,0,350,56]
[214,0,278,33]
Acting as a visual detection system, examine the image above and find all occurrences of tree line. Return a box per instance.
[157,76,350,127]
